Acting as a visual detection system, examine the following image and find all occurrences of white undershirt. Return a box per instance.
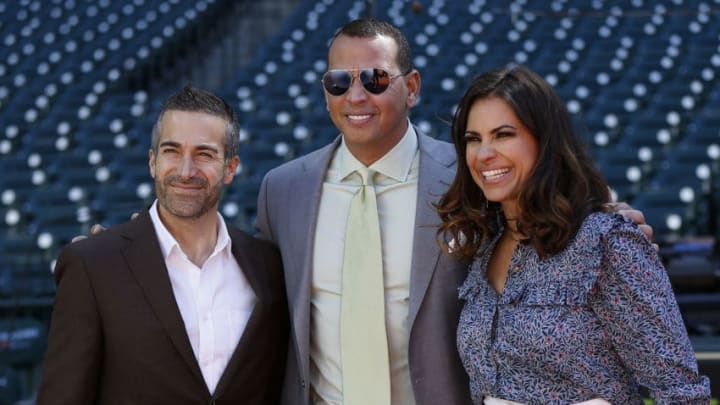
[149,201,256,394]
[310,124,419,405]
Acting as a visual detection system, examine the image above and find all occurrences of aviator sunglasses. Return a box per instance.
[321,68,410,96]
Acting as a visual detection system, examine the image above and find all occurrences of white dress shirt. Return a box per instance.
[149,201,256,394]
[310,124,419,405]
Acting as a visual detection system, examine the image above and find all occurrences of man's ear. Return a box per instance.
[405,69,421,108]
[148,149,156,178]
[224,155,240,184]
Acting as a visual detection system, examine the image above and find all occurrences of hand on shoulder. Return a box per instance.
[70,213,139,243]
[605,202,656,250]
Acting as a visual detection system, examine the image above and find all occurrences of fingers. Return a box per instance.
[637,223,655,243]
[617,209,646,226]
[617,209,653,241]
[71,223,107,243]
[617,210,657,250]
[131,212,139,220]
[606,201,631,212]
[71,235,88,243]
[611,204,656,246]
[90,224,106,235]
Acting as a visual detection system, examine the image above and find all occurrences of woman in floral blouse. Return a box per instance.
[435,65,710,404]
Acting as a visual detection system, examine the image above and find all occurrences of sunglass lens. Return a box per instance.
[323,71,351,96]
[360,68,391,94]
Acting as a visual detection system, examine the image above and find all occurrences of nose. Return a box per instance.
[178,153,197,179]
[472,141,497,163]
[345,75,368,103]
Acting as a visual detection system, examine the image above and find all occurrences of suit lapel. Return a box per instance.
[288,138,339,380]
[121,212,207,390]
[408,133,457,330]
[286,133,454,338]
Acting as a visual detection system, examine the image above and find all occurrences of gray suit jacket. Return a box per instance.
[256,130,472,404]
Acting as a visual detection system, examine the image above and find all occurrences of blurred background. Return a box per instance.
[0,0,718,402]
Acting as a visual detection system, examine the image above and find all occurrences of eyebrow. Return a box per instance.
[159,141,220,152]
[464,124,517,136]
[490,124,517,133]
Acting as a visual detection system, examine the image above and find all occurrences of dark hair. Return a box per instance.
[330,18,413,74]
[151,85,240,162]
[436,65,610,260]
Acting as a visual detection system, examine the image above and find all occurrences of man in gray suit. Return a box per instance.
[256,19,471,404]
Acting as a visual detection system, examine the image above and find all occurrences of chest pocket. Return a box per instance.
[517,258,600,307]
[520,277,592,306]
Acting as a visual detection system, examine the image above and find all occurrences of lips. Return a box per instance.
[165,176,206,188]
[482,168,510,180]
[172,184,202,190]
[346,113,373,123]
[167,179,206,196]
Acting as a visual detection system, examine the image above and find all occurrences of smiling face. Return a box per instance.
[464,97,539,218]
[324,33,420,165]
[149,110,239,223]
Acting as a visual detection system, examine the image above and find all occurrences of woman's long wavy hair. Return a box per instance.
[436,65,611,260]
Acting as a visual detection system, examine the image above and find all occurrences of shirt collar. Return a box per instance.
[149,200,232,262]
[336,120,418,182]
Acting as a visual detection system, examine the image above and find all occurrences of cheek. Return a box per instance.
[465,146,479,168]
[519,147,539,178]
[465,148,487,186]
[325,96,341,114]
[151,161,169,179]
[464,154,481,184]
[468,168,483,187]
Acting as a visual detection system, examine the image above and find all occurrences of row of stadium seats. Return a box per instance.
[0,0,718,294]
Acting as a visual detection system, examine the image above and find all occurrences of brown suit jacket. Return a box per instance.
[37,211,288,405]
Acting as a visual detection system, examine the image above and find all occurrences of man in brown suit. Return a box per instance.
[37,86,288,404]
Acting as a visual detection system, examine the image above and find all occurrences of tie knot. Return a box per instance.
[357,167,376,187]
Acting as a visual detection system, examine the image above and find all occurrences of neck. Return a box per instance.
[158,207,219,267]
[503,226,524,242]
[346,146,387,167]
[344,121,409,166]
[502,216,526,241]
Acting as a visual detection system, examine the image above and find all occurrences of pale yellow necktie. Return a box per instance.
[341,168,391,405]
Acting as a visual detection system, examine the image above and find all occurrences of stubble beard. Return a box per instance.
[154,175,223,219]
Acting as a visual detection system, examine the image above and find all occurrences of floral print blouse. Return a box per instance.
[457,212,710,404]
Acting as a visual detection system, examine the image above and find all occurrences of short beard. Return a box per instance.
[154,174,223,220]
